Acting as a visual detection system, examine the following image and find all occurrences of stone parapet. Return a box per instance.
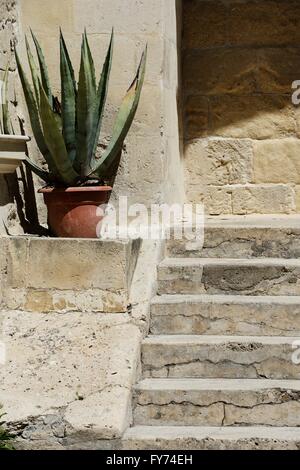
[0,236,141,313]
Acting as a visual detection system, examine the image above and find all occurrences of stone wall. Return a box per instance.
[183,0,300,214]
[0,0,22,234]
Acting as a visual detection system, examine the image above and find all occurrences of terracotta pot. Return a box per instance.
[38,186,112,238]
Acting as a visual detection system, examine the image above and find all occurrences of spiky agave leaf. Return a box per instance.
[90,46,147,179]
[74,32,97,175]
[25,35,40,104]
[84,28,96,91]
[15,49,59,178]
[60,31,76,164]
[38,82,79,185]
[31,29,52,104]
[83,29,114,174]
[59,29,77,96]
[1,61,11,134]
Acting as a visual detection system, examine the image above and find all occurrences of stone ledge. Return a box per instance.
[0,236,141,313]
[122,425,300,450]
[0,310,142,449]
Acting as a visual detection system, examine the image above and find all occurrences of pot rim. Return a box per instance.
[38,185,112,194]
[0,134,31,143]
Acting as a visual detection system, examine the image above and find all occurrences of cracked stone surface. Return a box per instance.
[142,335,300,379]
[167,225,300,259]
[0,310,142,449]
[158,258,300,295]
[133,379,300,427]
[150,294,300,336]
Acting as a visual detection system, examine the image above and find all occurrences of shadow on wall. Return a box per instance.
[182,0,300,143]
[0,121,48,237]
[0,168,48,236]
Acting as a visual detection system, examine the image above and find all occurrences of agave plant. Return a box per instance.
[15,29,147,187]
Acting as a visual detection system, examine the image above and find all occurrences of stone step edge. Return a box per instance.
[168,215,300,230]
[135,378,300,392]
[142,334,300,346]
[159,258,300,268]
[151,294,300,307]
[123,425,300,441]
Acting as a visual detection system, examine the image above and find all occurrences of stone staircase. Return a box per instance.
[123,217,300,450]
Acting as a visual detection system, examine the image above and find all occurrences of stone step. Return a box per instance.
[142,335,300,379]
[133,378,300,427]
[157,258,300,295]
[122,425,300,450]
[167,223,300,259]
[150,294,300,336]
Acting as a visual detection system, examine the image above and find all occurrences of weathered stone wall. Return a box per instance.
[0,0,22,234]
[183,0,300,214]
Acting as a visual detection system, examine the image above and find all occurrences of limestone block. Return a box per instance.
[253,139,300,184]
[157,257,300,296]
[186,186,232,216]
[125,135,164,183]
[257,48,300,94]
[185,139,253,186]
[184,48,258,96]
[20,0,74,34]
[167,224,300,259]
[1,237,140,312]
[183,0,300,49]
[227,0,300,47]
[0,311,141,442]
[231,184,295,215]
[183,0,228,49]
[73,0,163,35]
[184,46,300,96]
[150,295,300,337]
[210,95,295,140]
[187,184,295,215]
